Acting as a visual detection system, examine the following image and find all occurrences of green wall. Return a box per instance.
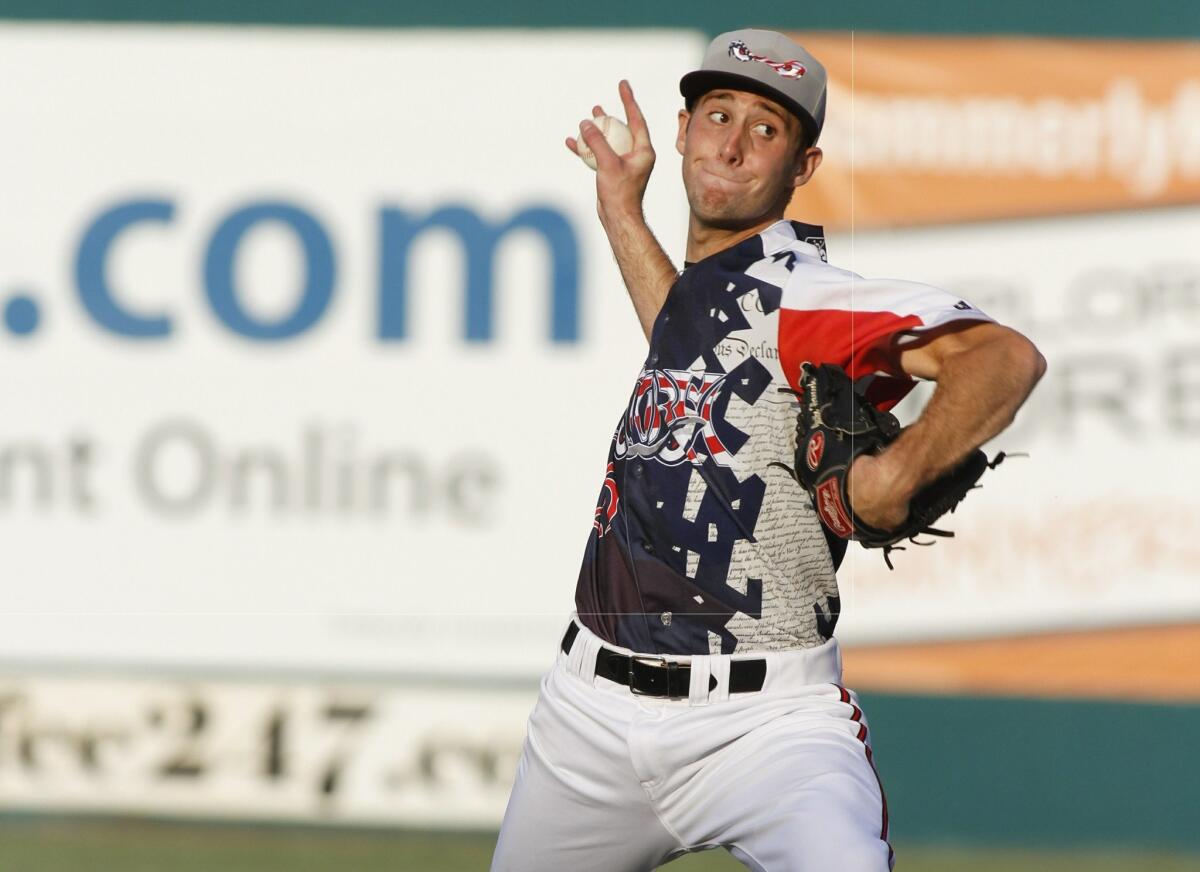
[2,0,1196,853]
[0,0,1197,38]
[861,692,1200,850]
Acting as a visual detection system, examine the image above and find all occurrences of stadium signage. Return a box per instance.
[66,197,580,344]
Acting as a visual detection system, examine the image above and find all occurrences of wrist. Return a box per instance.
[599,199,646,226]
[873,442,921,502]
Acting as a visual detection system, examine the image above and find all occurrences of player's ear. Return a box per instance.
[676,109,690,156]
[792,146,823,188]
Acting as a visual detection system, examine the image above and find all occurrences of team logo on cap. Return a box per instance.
[728,40,807,79]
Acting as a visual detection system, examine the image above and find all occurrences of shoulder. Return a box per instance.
[782,259,985,322]
[779,254,862,309]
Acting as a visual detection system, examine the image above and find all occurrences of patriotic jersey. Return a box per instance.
[575,219,991,656]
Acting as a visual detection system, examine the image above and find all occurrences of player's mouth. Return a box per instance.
[698,165,753,186]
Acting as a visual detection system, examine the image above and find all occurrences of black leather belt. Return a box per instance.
[560,622,766,699]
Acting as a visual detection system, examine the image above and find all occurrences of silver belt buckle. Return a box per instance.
[629,655,682,698]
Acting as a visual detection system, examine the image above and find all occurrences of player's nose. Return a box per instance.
[718,126,744,165]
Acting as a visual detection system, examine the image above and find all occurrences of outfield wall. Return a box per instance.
[2,665,1197,850]
[0,17,1198,845]
[0,0,1194,38]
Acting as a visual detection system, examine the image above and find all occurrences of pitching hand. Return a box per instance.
[565,80,656,225]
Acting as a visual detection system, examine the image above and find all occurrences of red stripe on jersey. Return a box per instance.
[779,308,922,410]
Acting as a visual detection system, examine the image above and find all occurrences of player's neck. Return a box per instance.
[685,212,786,264]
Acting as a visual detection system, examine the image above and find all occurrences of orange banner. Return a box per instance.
[788,34,1200,230]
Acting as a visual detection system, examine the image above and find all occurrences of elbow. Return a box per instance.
[988,334,1045,431]
[1033,348,1048,384]
[1015,334,1047,388]
[986,326,1045,389]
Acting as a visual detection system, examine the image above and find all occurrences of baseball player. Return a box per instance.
[492,30,1045,872]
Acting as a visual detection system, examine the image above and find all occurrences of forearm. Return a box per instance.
[882,332,1045,496]
[569,82,675,342]
[598,204,678,341]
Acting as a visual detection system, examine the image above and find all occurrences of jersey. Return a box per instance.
[574,219,991,656]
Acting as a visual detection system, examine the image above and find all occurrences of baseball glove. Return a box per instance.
[780,362,1004,568]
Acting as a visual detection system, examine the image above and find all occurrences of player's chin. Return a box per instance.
[691,182,777,226]
[692,197,771,232]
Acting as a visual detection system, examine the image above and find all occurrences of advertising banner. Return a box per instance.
[791,34,1200,229]
[1,23,1195,685]
[0,668,535,827]
[0,24,701,677]
[830,205,1200,641]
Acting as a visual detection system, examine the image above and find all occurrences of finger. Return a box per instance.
[619,79,650,145]
[592,105,605,119]
[565,136,579,153]
[579,119,621,171]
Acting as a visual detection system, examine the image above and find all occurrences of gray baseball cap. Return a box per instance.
[680,29,827,146]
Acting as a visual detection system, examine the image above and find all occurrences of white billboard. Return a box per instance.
[1,23,1195,690]
[831,205,1200,641]
[0,24,702,677]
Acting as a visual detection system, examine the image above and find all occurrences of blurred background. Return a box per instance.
[1,1,1198,870]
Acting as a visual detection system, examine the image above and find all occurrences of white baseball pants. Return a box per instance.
[491,619,894,872]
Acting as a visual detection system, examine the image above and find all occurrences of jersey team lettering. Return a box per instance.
[614,367,734,467]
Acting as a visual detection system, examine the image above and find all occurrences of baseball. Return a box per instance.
[575,115,634,170]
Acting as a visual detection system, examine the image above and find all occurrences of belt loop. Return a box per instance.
[708,655,731,703]
[570,628,602,683]
[688,655,712,706]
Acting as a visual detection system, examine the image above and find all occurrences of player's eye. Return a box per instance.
[753,122,776,137]
[707,111,729,124]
